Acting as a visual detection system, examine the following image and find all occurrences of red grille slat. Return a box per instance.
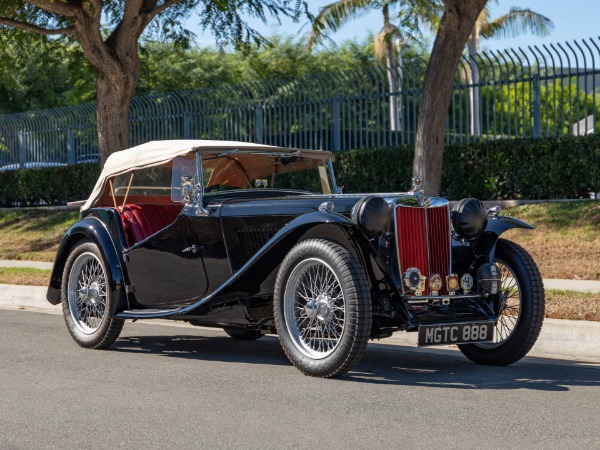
[395,205,451,296]
[427,207,451,295]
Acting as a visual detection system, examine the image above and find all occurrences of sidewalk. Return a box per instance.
[0,260,53,270]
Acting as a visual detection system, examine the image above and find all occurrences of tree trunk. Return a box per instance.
[412,0,487,195]
[71,4,146,166]
[468,27,481,136]
[96,73,136,165]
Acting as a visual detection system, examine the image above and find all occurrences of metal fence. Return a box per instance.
[1,36,600,169]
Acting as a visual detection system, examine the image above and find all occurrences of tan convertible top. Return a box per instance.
[82,140,332,211]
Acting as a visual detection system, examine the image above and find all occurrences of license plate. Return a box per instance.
[417,321,494,346]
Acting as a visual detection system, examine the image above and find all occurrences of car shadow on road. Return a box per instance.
[112,333,291,367]
[111,331,600,392]
[348,345,600,392]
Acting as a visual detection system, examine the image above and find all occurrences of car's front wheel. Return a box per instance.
[458,239,544,365]
[274,239,372,378]
[61,240,124,349]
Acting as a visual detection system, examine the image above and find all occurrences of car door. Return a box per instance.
[124,215,208,307]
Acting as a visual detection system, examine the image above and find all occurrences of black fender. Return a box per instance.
[46,217,127,306]
[486,215,535,235]
[461,215,535,268]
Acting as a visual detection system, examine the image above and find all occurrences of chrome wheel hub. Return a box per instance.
[316,294,334,321]
[284,258,346,359]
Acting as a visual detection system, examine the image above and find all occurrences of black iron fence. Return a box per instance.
[1,36,599,169]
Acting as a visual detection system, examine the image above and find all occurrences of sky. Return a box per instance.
[186,1,600,53]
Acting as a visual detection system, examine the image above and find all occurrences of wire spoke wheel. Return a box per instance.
[458,239,544,366]
[68,252,108,334]
[61,240,123,349]
[284,258,346,359]
[477,258,521,348]
[274,239,371,378]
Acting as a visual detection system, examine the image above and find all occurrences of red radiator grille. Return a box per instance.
[395,205,451,295]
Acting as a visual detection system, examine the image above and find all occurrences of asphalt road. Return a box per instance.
[1,310,599,449]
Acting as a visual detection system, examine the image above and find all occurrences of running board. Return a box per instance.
[116,308,180,319]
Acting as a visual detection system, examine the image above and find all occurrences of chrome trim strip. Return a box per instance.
[424,205,431,281]
[393,203,405,294]
[408,294,481,301]
[447,205,453,279]
[195,151,209,215]
[327,159,342,194]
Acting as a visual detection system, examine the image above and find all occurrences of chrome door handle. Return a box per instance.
[182,244,199,254]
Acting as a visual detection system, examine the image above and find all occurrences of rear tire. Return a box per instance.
[274,239,372,378]
[61,240,124,349]
[459,239,544,365]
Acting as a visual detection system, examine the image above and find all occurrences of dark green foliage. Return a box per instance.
[0,164,100,207]
[334,135,600,199]
[1,134,597,206]
[442,135,600,199]
[334,147,413,193]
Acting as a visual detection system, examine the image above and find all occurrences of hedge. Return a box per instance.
[335,134,600,199]
[0,163,100,207]
[0,135,598,206]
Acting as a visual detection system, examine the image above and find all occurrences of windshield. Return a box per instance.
[201,151,333,194]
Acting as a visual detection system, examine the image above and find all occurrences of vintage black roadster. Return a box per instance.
[47,140,544,377]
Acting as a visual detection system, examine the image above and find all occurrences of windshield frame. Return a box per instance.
[195,149,339,207]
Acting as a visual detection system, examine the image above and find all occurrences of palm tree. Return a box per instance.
[468,6,554,136]
[308,0,440,132]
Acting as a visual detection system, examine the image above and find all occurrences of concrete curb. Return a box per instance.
[543,279,600,292]
[0,260,54,270]
[1,283,598,364]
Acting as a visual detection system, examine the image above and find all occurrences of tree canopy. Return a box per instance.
[0,33,427,114]
[0,0,309,163]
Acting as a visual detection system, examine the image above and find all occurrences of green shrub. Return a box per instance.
[442,135,600,199]
[0,163,100,207]
[334,146,414,193]
[334,134,600,199]
[0,135,598,206]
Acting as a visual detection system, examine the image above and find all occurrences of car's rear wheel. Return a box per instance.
[61,240,124,349]
[274,239,372,378]
[458,239,544,365]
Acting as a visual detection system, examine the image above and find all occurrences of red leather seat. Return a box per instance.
[118,204,183,247]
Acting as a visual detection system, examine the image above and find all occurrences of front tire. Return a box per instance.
[274,239,372,378]
[61,240,124,349]
[459,239,544,365]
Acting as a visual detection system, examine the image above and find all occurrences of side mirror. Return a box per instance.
[180,176,197,204]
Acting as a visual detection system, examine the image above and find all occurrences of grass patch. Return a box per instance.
[545,289,600,321]
[0,208,79,261]
[502,201,600,280]
[0,267,51,286]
